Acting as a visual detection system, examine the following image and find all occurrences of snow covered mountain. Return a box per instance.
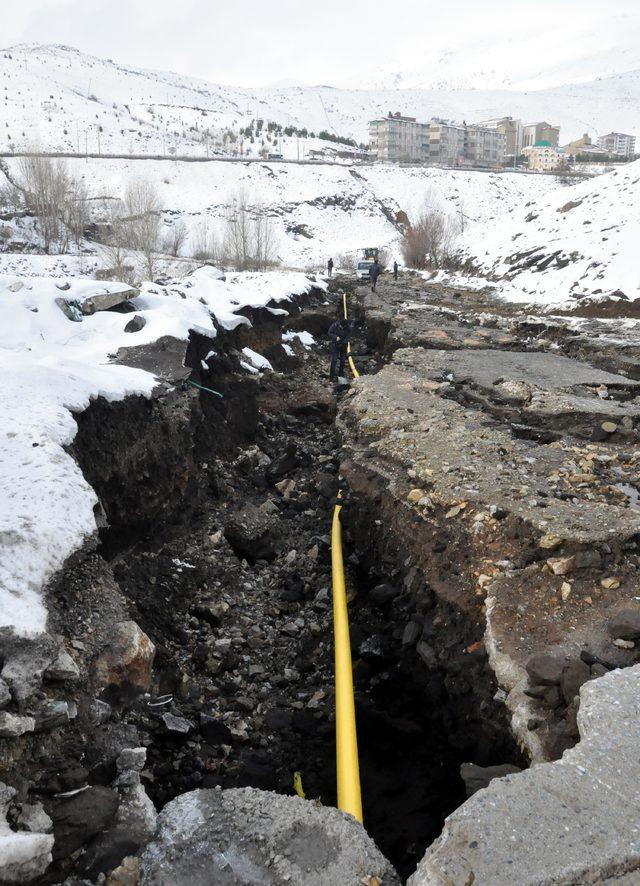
[339,14,640,92]
[0,44,639,157]
[456,159,640,306]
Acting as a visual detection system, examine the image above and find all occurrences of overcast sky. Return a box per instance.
[2,0,638,87]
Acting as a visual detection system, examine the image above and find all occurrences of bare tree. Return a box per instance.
[191,218,223,263]
[223,190,279,271]
[223,189,254,270]
[400,192,459,270]
[61,177,90,250]
[11,156,92,254]
[19,155,72,253]
[252,208,278,271]
[101,196,136,285]
[123,178,162,280]
[336,252,358,271]
[163,219,188,257]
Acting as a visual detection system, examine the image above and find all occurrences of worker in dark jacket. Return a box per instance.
[327,257,334,277]
[370,259,381,292]
[393,260,399,280]
[328,315,349,380]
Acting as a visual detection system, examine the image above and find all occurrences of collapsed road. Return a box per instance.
[1,270,640,885]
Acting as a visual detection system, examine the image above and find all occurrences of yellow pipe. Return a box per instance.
[331,496,363,823]
[341,291,360,379]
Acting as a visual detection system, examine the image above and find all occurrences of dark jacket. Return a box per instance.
[328,320,348,346]
[370,261,381,280]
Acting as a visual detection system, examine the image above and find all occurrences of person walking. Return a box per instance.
[328,314,349,380]
[393,260,398,280]
[327,257,334,277]
[370,258,381,292]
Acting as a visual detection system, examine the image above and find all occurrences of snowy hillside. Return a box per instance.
[0,44,639,156]
[0,156,562,272]
[456,159,640,307]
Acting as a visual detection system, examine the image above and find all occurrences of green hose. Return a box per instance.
[188,379,224,399]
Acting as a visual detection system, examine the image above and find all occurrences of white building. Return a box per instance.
[597,132,636,158]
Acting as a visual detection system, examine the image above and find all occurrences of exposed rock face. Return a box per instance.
[139,787,401,886]
[409,665,640,885]
[338,341,640,761]
[0,290,336,882]
[93,621,155,693]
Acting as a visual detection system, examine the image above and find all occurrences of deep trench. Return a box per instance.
[71,290,525,882]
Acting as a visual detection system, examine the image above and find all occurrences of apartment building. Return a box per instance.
[464,125,506,167]
[369,112,506,166]
[522,122,560,148]
[368,112,429,162]
[475,116,522,157]
[596,132,637,157]
[427,120,465,164]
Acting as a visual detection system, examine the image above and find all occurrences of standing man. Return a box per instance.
[370,258,381,292]
[328,313,349,380]
[393,260,398,280]
[327,257,334,277]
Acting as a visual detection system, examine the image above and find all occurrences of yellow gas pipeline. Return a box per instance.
[331,290,363,824]
[342,290,360,379]
[331,494,363,823]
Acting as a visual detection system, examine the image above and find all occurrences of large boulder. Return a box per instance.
[93,621,155,693]
[224,505,282,562]
[45,785,119,860]
[139,787,400,885]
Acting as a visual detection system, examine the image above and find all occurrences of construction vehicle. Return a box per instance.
[355,247,379,280]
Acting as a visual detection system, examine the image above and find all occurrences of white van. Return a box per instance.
[356,260,373,280]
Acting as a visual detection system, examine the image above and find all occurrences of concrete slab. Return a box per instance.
[113,336,192,386]
[408,665,640,886]
[79,286,138,315]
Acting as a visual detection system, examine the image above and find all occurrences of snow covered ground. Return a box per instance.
[0,44,639,156]
[0,268,323,636]
[0,155,564,273]
[455,159,640,307]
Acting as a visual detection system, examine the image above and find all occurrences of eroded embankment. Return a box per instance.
[0,285,358,884]
[337,276,640,884]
